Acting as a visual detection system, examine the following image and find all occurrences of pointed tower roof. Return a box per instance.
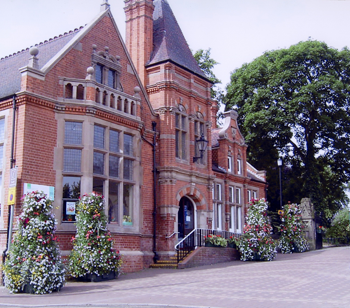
[148,0,210,81]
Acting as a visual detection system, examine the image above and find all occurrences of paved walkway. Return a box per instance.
[0,246,349,308]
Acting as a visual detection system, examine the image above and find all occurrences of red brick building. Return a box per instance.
[0,0,266,273]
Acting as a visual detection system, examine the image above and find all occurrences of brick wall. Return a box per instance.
[178,247,240,269]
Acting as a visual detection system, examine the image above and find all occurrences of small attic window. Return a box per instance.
[96,64,103,84]
[92,45,122,91]
[108,69,116,88]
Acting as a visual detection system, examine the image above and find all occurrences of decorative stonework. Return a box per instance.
[300,198,316,250]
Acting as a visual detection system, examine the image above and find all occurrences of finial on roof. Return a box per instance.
[28,47,39,69]
[86,66,95,80]
[100,0,110,12]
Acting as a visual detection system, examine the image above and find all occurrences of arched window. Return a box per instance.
[110,94,115,109]
[95,88,101,103]
[124,99,129,113]
[65,83,73,99]
[77,84,84,100]
[117,96,122,111]
[102,91,108,106]
[131,102,136,116]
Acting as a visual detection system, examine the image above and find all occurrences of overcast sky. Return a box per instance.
[1,0,350,90]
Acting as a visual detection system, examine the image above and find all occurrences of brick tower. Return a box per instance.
[125,0,216,259]
[124,0,155,86]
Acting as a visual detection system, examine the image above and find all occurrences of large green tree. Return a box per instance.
[193,48,224,110]
[225,40,350,223]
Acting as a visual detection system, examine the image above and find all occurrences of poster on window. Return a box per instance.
[66,201,76,215]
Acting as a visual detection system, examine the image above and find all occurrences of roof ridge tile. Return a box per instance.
[0,26,84,61]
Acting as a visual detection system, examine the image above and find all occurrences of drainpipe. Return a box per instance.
[142,122,159,263]
[2,94,16,282]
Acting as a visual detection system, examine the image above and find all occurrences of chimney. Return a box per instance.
[124,0,154,87]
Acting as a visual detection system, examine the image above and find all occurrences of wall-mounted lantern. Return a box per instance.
[193,134,208,163]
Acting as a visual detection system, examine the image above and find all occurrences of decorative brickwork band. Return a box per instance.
[176,185,206,207]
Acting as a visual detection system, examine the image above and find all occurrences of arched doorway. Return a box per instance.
[178,196,194,240]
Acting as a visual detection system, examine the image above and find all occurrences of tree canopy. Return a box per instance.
[193,48,224,109]
[225,40,350,222]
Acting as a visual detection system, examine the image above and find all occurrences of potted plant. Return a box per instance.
[237,198,277,261]
[3,191,65,294]
[204,234,228,247]
[278,203,309,253]
[68,192,122,281]
[227,235,238,248]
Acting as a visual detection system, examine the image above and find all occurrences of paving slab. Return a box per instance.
[0,246,349,308]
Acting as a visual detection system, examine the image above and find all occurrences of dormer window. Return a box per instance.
[108,69,116,88]
[96,64,103,84]
[92,45,122,91]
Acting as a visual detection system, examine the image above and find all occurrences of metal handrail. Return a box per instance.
[166,231,179,239]
[175,228,196,250]
[174,228,241,263]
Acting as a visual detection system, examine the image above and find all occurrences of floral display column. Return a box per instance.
[279,202,310,253]
[68,192,121,281]
[238,198,277,261]
[3,191,65,294]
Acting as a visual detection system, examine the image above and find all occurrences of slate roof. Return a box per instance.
[0,29,82,99]
[149,0,209,81]
[211,128,221,147]
[247,170,266,183]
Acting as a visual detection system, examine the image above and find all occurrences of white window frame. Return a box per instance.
[236,206,242,233]
[229,186,234,203]
[235,187,241,204]
[213,183,223,230]
[229,205,235,232]
[228,156,232,173]
[237,158,242,175]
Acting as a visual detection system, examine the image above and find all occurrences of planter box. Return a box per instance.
[21,284,61,294]
[77,271,117,282]
[228,242,236,249]
[205,242,224,248]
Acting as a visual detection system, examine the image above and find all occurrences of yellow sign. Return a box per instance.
[8,186,16,205]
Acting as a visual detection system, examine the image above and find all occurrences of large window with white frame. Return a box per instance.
[229,186,243,233]
[213,183,223,230]
[62,121,83,222]
[175,105,187,160]
[92,124,136,226]
[62,120,137,227]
